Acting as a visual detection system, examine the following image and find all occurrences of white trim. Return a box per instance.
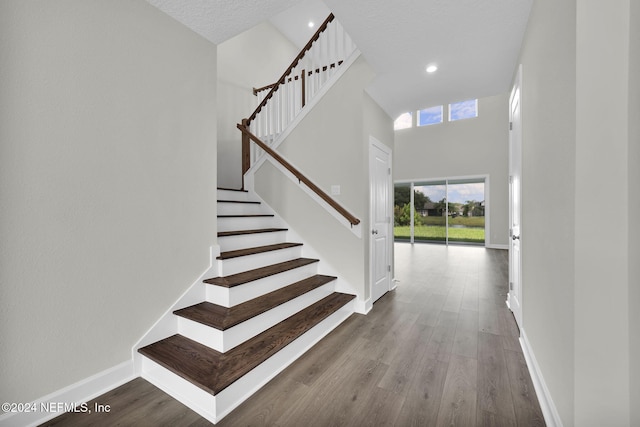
[395,173,490,186]
[354,297,372,314]
[0,361,134,427]
[141,357,215,422]
[369,137,394,305]
[484,175,491,247]
[520,329,563,427]
[508,64,523,329]
[486,244,509,250]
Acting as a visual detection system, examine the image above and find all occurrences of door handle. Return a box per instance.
[512,235,520,240]
[372,229,378,235]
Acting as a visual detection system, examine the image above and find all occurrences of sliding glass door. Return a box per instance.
[393,183,412,242]
[394,177,486,246]
[414,181,446,243]
[446,179,485,244]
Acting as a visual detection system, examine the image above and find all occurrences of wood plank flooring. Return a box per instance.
[42,244,545,427]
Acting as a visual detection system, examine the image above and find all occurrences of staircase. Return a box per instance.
[137,188,356,423]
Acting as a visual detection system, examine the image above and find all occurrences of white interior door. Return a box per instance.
[370,138,392,303]
[508,66,523,329]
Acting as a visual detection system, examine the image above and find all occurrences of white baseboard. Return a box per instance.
[354,297,372,314]
[520,329,564,427]
[0,361,134,427]
[486,243,509,250]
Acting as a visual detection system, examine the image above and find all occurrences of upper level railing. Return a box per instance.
[252,61,343,97]
[244,13,356,148]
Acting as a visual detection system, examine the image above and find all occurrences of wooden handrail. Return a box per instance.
[246,13,335,125]
[253,83,276,96]
[252,61,344,96]
[237,123,360,226]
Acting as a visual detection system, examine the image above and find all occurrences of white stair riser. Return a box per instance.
[141,357,216,423]
[217,202,266,216]
[218,216,280,232]
[177,281,335,352]
[216,190,251,202]
[218,246,302,276]
[206,262,319,307]
[218,231,288,252]
[140,299,355,424]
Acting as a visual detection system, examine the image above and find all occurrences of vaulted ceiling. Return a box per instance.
[148,0,533,119]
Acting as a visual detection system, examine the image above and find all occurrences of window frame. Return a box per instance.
[394,112,413,130]
[448,99,478,121]
[417,105,444,127]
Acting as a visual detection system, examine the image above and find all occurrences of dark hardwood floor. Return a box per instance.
[43,243,545,427]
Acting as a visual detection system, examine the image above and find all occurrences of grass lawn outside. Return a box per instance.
[419,216,486,227]
[394,225,485,244]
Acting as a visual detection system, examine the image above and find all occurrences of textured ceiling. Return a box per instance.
[147,0,301,44]
[148,0,533,119]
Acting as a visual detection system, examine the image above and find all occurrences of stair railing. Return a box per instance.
[237,125,360,226]
[241,13,355,163]
[238,13,359,227]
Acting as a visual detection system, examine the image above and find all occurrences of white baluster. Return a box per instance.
[276,83,282,138]
[269,99,272,139]
[273,86,279,140]
[329,21,337,78]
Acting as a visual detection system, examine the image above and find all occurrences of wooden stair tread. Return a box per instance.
[204,258,319,288]
[174,275,337,330]
[217,187,248,192]
[139,292,355,395]
[218,228,287,238]
[217,200,261,204]
[217,242,302,260]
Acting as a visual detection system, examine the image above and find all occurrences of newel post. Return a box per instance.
[301,69,306,108]
[241,118,250,189]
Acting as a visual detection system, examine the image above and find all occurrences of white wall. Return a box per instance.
[517,0,638,425]
[629,3,640,425]
[217,22,298,189]
[393,94,510,247]
[254,56,393,303]
[0,0,217,406]
[575,2,631,424]
[516,0,577,423]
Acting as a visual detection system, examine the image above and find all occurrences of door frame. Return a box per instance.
[507,64,523,329]
[369,136,393,310]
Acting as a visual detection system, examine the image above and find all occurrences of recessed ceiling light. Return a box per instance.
[308,21,314,28]
[426,65,438,73]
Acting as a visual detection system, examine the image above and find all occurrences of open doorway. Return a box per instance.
[394,176,488,246]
